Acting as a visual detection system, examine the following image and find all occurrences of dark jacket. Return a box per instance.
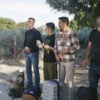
[24,28,42,52]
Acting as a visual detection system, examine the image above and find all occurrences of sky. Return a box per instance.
[0,0,74,27]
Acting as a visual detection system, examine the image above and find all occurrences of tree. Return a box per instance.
[69,20,78,30]
[46,0,100,28]
[77,27,92,47]
[17,22,28,29]
[0,17,16,30]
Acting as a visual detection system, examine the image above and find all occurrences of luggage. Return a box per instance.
[43,62,68,100]
[8,70,24,100]
[43,80,60,100]
[73,86,95,100]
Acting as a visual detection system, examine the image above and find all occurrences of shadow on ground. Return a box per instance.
[0,59,25,67]
[0,72,10,81]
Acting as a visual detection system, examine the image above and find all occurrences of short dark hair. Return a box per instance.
[46,22,55,31]
[59,16,69,26]
[28,17,35,21]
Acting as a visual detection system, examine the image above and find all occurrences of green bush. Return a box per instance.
[77,27,92,48]
[0,17,16,30]
[0,29,26,59]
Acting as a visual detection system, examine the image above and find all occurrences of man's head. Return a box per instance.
[58,17,69,32]
[45,22,55,35]
[96,15,100,27]
[27,17,35,29]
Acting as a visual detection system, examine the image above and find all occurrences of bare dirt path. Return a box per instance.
[0,59,100,100]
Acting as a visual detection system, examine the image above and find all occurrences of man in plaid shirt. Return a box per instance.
[54,17,80,100]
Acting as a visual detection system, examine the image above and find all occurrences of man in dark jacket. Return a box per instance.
[23,17,42,89]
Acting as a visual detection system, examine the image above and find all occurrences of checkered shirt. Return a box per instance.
[54,29,80,62]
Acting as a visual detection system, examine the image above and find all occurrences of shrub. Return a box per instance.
[0,29,26,59]
[77,27,92,48]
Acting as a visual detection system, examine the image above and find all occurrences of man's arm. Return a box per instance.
[85,42,92,59]
[24,32,27,48]
[68,32,80,54]
[83,30,93,66]
[44,45,54,51]
[23,32,26,53]
[37,31,42,42]
[23,32,31,53]
[36,31,43,48]
[54,35,61,62]
[83,41,92,66]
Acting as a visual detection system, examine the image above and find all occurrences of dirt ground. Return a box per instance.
[0,59,100,100]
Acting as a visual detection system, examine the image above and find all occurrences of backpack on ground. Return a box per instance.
[8,70,24,98]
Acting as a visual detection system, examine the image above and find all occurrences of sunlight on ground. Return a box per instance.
[0,59,100,100]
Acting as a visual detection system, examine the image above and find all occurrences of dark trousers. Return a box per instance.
[89,64,100,100]
[43,62,57,80]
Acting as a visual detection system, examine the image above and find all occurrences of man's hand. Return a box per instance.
[55,54,60,62]
[44,45,50,49]
[58,49,68,55]
[44,45,54,51]
[24,47,31,53]
[83,58,89,67]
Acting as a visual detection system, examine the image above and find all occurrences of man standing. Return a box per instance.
[23,17,42,89]
[83,16,100,100]
[43,22,57,80]
[54,17,80,100]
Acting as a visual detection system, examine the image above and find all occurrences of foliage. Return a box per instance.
[0,17,16,30]
[38,25,45,34]
[0,29,26,59]
[77,27,92,48]
[17,22,28,29]
[70,20,78,31]
[0,17,28,30]
[0,17,28,59]
[46,0,100,28]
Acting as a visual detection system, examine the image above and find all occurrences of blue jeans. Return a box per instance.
[89,63,100,100]
[25,52,40,89]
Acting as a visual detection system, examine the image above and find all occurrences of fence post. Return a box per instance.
[14,34,16,61]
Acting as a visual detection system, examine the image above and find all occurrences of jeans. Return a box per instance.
[89,63,100,100]
[25,52,40,89]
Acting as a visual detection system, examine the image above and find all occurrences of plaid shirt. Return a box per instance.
[54,29,80,62]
